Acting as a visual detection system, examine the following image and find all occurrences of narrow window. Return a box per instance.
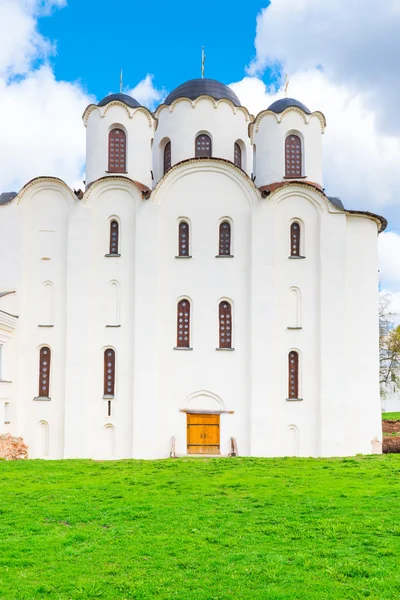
[177,300,190,348]
[195,134,212,158]
[290,222,300,257]
[219,302,232,348]
[164,141,171,174]
[219,221,231,256]
[285,134,302,178]
[109,220,119,255]
[108,128,126,173]
[107,400,112,417]
[39,347,51,398]
[234,142,242,168]
[178,221,190,257]
[104,349,115,397]
[288,351,299,399]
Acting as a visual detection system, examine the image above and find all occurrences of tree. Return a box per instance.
[379,293,400,395]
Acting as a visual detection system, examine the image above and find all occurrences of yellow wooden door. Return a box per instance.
[187,414,220,455]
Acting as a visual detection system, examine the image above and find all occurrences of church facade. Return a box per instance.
[0,79,386,459]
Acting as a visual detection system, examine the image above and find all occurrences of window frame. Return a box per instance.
[108,219,120,256]
[218,220,232,257]
[175,299,191,349]
[104,348,116,398]
[38,346,51,399]
[164,140,172,175]
[234,141,242,168]
[177,220,191,258]
[108,127,127,173]
[284,133,303,179]
[195,133,212,158]
[288,350,301,400]
[218,301,233,349]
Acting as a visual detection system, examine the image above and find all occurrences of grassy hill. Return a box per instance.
[1,456,400,599]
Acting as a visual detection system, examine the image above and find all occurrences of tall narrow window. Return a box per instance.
[234,142,242,168]
[177,300,190,348]
[164,141,171,174]
[108,128,126,173]
[219,302,232,349]
[178,221,190,257]
[39,347,51,398]
[195,134,212,158]
[290,222,301,257]
[219,221,231,256]
[104,349,115,397]
[109,220,119,255]
[285,134,302,178]
[288,351,299,399]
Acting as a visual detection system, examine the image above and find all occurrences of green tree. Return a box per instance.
[379,293,400,395]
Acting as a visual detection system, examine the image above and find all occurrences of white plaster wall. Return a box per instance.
[153,99,251,184]
[0,168,383,459]
[344,217,382,454]
[382,385,400,412]
[85,105,154,188]
[151,162,254,458]
[253,111,323,188]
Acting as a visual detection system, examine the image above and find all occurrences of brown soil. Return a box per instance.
[382,420,400,453]
[0,434,28,460]
[382,420,400,435]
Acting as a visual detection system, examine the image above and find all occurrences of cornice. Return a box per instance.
[83,175,151,203]
[16,177,77,205]
[152,157,260,207]
[82,102,156,129]
[250,107,326,139]
[154,96,253,122]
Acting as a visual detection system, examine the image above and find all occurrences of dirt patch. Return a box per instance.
[0,434,28,460]
[382,420,400,435]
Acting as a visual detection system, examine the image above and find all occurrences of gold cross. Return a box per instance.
[202,47,206,79]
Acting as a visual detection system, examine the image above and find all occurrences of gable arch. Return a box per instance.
[151,159,260,208]
[184,390,225,412]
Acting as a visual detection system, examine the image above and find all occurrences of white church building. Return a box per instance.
[0,78,387,459]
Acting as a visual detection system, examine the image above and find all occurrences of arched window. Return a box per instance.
[219,221,231,256]
[219,301,232,348]
[177,300,190,348]
[164,141,171,174]
[288,351,299,399]
[195,134,212,158]
[178,221,190,257]
[285,134,302,178]
[39,347,51,398]
[104,349,115,397]
[108,128,126,173]
[234,142,242,168]
[290,222,301,257]
[109,220,119,255]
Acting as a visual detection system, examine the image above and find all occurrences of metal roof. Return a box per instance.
[0,192,17,205]
[328,196,345,210]
[97,93,141,108]
[164,78,241,107]
[267,97,311,114]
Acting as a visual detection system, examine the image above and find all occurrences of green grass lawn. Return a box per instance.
[382,412,400,420]
[1,457,400,600]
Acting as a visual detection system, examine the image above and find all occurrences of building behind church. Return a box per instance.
[0,78,386,459]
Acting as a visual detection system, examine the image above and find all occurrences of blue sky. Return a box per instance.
[38,0,272,101]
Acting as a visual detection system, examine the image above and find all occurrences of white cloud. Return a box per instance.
[127,74,165,111]
[379,232,400,289]
[0,0,91,191]
[247,0,400,134]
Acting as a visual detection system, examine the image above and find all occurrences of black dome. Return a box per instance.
[268,97,311,114]
[164,78,241,107]
[97,93,141,108]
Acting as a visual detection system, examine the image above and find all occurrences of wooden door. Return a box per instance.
[187,414,220,455]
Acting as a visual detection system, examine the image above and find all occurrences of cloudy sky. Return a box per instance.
[0,0,399,316]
